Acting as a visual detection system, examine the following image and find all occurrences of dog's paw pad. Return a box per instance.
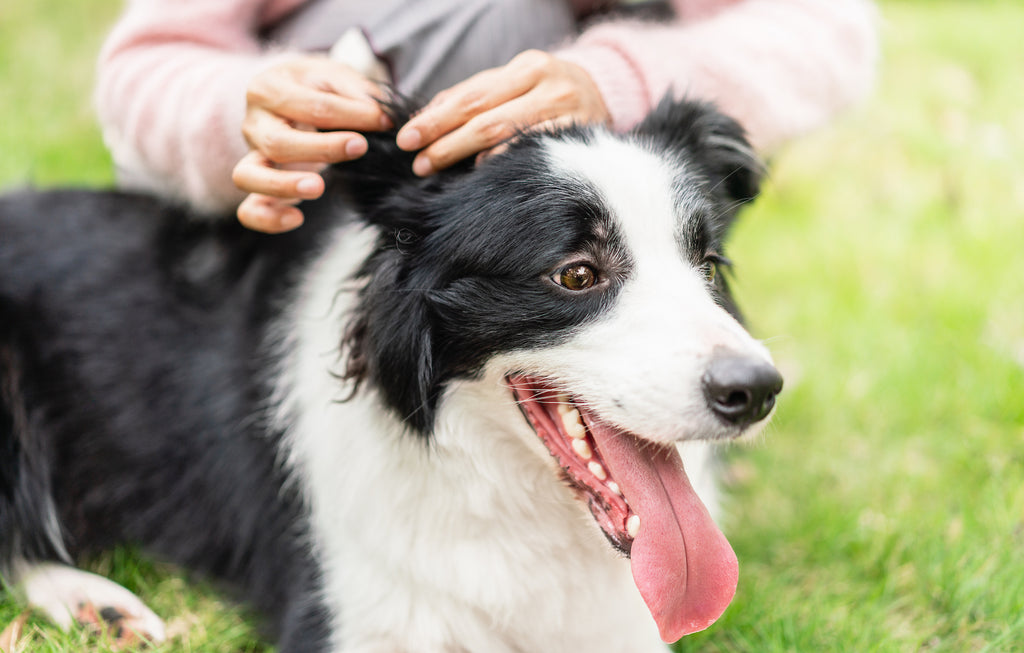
[75,601,164,648]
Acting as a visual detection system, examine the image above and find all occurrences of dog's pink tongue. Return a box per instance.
[589,423,738,642]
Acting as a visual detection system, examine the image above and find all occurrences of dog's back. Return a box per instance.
[0,189,334,646]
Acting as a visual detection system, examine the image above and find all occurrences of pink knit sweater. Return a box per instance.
[95,0,878,212]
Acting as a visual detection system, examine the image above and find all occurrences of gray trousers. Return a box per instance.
[265,0,579,102]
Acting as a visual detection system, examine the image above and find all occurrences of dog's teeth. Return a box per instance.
[571,438,593,460]
[561,409,586,439]
[587,461,607,481]
[607,481,621,496]
[555,396,574,415]
[626,515,641,538]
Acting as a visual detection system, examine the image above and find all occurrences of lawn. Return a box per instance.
[2,1,1023,651]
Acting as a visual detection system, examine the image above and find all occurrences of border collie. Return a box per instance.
[0,98,781,652]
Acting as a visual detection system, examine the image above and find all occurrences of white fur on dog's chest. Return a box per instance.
[318,397,666,652]
[285,362,668,652]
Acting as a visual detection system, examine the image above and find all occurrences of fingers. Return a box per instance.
[242,57,384,167]
[473,115,577,166]
[395,52,545,152]
[232,150,325,198]
[247,77,389,133]
[233,150,325,233]
[407,97,535,175]
[246,57,391,132]
[242,111,369,165]
[235,56,394,232]
[396,51,610,176]
[233,51,609,232]
[416,99,580,175]
[234,56,391,232]
[237,193,306,233]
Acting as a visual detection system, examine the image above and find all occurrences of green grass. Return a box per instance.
[679,1,1024,651]
[2,1,1023,651]
[0,1,117,188]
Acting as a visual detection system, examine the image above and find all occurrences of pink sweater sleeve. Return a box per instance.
[556,0,879,152]
[95,0,306,212]
[98,0,876,212]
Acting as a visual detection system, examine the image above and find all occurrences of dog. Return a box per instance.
[0,98,781,652]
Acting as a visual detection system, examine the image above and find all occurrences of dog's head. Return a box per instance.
[328,97,780,641]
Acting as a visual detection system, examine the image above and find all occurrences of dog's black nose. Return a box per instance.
[702,354,783,426]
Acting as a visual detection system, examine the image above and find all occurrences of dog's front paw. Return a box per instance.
[19,563,166,647]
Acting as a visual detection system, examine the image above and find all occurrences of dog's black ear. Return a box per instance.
[634,96,764,208]
[326,95,483,434]
[323,134,419,214]
[341,238,443,435]
[319,94,473,230]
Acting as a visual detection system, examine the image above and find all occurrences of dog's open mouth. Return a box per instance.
[507,375,738,642]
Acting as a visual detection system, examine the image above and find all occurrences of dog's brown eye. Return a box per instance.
[558,264,597,291]
[703,252,729,283]
[705,261,717,282]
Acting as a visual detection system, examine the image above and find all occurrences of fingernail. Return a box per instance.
[279,211,304,231]
[412,156,433,177]
[296,177,320,197]
[397,127,422,151]
[345,137,367,158]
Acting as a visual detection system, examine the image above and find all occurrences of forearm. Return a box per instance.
[94,0,304,212]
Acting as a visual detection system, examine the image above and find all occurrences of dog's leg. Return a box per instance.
[15,561,166,645]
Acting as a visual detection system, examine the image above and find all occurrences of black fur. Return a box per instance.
[0,98,760,651]
[0,192,332,648]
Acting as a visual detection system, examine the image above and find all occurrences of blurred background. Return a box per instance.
[1,1,1022,651]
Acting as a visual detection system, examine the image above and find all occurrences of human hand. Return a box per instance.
[395,50,610,176]
[233,56,392,232]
